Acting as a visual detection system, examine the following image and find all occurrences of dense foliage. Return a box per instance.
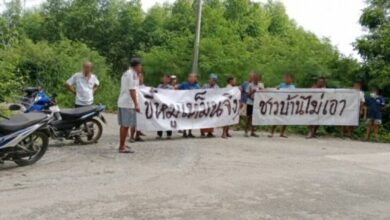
[0,0,388,140]
[2,0,360,88]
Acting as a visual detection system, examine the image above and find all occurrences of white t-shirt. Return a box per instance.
[117,68,139,109]
[246,82,264,105]
[66,72,99,105]
[359,91,365,104]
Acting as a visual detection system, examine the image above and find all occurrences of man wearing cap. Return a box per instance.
[117,58,142,153]
[202,73,219,89]
[200,73,220,137]
[170,75,178,89]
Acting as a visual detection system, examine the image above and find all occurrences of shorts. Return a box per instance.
[366,118,382,125]
[75,104,92,108]
[246,104,253,116]
[118,108,137,128]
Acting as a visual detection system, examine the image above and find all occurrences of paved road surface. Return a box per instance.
[1,114,390,219]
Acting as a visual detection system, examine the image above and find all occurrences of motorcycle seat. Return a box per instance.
[0,113,47,133]
[23,87,40,97]
[60,106,97,119]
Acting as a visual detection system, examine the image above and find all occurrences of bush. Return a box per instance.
[0,39,118,110]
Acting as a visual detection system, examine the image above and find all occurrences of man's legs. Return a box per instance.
[374,124,379,142]
[119,126,129,149]
[307,126,314,138]
[183,130,194,138]
[135,130,143,141]
[188,129,195,138]
[130,127,136,140]
[365,121,373,141]
[245,105,254,137]
[268,126,276,137]
[222,126,228,138]
[251,124,258,137]
[245,116,252,137]
[118,108,135,153]
[280,125,287,137]
[312,126,319,137]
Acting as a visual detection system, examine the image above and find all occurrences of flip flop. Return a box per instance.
[119,146,134,154]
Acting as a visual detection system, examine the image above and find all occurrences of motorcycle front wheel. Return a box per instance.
[14,131,49,166]
[78,118,103,144]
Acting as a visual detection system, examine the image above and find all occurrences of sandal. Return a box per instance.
[119,146,134,154]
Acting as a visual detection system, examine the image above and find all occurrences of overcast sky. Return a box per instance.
[1,0,366,59]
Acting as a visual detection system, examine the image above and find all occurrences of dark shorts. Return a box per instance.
[118,108,137,128]
[75,104,92,108]
[246,104,253,116]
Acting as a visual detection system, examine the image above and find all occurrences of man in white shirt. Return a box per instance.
[245,72,264,137]
[117,58,142,153]
[65,61,100,107]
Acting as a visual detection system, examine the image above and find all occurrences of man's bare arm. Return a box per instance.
[93,84,98,94]
[130,89,139,112]
[64,82,76,95]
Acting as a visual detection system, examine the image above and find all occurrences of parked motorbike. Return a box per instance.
[49,105,106,144]
[10,87,106,144]
[0,112,51,166]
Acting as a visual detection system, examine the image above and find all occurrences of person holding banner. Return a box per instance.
[156,75,174,139]
[117,58,142,153]
[201,74,220,138]
[342,81,365,138]
[240,73,254,119]
[132,73,146,142]
[245,73,264,137]
[170,75,178,89]
[307,77,326,139]
[178,73,201,138]
[222,76,236,138]
[268,73,296,138]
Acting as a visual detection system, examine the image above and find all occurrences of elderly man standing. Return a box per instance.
[65,61,100,107]
[201,73,219,137]
[117,58,142,154]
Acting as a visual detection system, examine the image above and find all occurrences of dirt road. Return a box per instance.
[1,114,390,219]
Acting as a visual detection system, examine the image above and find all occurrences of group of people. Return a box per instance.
[64,59,386,154]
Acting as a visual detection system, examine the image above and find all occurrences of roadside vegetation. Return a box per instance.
[0,0,388,141]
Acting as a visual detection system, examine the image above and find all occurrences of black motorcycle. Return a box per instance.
[10,88,106,144]
[49,105,106,144]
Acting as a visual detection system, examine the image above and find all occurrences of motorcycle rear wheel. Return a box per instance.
[14,131,49,166]
[78,119,103,144]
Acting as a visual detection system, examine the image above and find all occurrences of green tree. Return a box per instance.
[355,0,390,95]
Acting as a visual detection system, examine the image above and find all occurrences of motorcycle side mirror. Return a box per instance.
[8,104,22,111]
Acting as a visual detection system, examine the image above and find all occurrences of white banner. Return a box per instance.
[137,87,241,131]
[253,89,360,126]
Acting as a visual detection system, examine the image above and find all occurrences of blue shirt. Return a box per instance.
[278,83,296,90]
[178,82,200,90]
[240,81,250,103]
[366,95,385,119]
